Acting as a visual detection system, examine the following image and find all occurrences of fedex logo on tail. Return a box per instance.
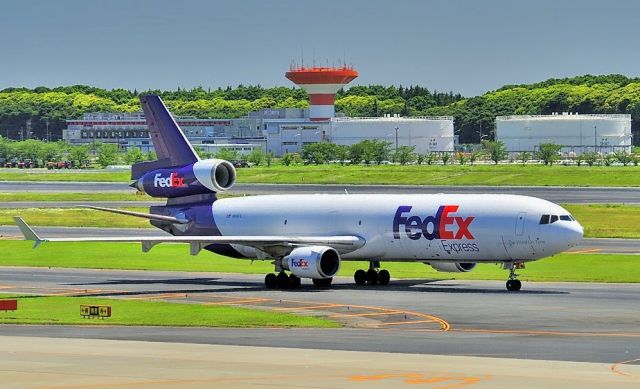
[393,205,475,240]
[154,172,186,188]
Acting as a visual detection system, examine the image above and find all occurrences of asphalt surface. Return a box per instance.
[0,225,637,254]
[3,180,640,203]
[0,267,638,366]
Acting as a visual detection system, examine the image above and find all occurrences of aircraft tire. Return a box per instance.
[354,269,366,285]
[265,273,277,289]
[366,269,379,285]
[276,271,290,289]
[378,269,390,286]
[506,279,521,291]
[289,274,301,288]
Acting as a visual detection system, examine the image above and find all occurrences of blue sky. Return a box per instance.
[1,0,638,95]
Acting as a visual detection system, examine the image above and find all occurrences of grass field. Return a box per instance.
[3,164,640,186]
[6,203,640,238]
[1,241,638,283]
[0,294,338,328]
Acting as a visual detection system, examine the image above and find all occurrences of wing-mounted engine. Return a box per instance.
[132,159,236,198]
[426,262,477,273]
[283,246,341,279]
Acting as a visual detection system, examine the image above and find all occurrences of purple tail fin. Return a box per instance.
[132,95,200,179]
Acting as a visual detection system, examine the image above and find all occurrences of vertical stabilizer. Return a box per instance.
[140,95,199,167]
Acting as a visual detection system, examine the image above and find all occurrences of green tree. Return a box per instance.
[481,140,507,164]
[536,143,563,166]
[582,151,599,167]
[301,143,336,165]
[516,151,530,166]
[393,145,416,165]
[247,148,265,166]
[425,152,437,165]
[334,145,350,165]
[456,152,467,165]
[124,147,145,165]
[68,145,90,168]
[215,147,239,161]
[281,152,301,166]
[265,151,274,167]
[469,151,481,165]
[614,150,633,166]
[96,143,120,167]
[441,152,451,165]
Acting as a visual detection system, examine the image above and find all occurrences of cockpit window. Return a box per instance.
[550,215,559,224]
[539,215,550,224]
[560,215,571,221]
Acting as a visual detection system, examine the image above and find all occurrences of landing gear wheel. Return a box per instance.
[506,279,522,292]
[354,269,366,285]
[366,269,379,285]
[276,271,290,288]
[265,273,277,289]
[312,278,332,287]
[289,274,301,288]
[378,269,390,286]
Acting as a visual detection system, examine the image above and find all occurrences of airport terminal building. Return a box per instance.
[496,113,632,155]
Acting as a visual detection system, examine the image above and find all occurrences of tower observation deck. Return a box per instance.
[285,65,358,121]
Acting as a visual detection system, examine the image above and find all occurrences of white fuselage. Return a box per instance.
[212,194,583,263]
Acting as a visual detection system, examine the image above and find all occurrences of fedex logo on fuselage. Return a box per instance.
[153,172,186,188]
[393,205,475,240]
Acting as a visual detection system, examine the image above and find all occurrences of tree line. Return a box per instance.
[1,74,639,145]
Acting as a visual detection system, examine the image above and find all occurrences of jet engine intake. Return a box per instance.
[426,262,477,273]
[283,246,341,279]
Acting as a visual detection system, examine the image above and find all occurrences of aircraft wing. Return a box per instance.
[13,217,365,257]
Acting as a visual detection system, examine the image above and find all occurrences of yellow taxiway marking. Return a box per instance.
[380,319,441,326]
[330,310,405,318]
[273,303,347,311]
[611,358,640,378]
[566,248,601,254]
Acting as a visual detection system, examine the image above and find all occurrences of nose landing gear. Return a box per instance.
[504,262,524,291]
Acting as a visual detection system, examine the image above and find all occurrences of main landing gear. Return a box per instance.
[504,262,524,292]
[354,261,390,286]
[264,271,302,289]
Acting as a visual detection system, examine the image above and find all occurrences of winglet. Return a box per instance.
[13,217,45,248]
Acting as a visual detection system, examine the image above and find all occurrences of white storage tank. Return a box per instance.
[496,113,632,154]
[329,116,454,153]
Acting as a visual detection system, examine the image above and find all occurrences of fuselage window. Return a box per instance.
[539,214,550,224]
[550,215,559,224]
[560,215,571,221]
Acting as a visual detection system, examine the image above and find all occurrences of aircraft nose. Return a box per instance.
[565,222,584,247]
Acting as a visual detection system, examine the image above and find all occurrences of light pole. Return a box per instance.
[394,126,399,151]
[594,125,597,152]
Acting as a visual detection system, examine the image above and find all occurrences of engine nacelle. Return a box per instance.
[426,262,477,273]
[134,159,236,198]
[283,246,341,279]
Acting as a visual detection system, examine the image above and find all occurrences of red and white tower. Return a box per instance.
[285,65,359,121]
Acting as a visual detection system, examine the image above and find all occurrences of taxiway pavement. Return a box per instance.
[0,267,638,366]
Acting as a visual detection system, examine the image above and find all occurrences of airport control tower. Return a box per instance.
[286,65,359,121]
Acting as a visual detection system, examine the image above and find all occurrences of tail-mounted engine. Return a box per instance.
[283,246,341,279]
[426,262,477,273]
[133,159,236,198]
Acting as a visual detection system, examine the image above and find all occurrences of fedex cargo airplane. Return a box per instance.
[15,96,584,291]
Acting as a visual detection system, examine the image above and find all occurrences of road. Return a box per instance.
[3,180,640,203]
[1,226,637,254]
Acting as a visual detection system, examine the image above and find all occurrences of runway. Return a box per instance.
[1,226,637,254]
[3,180,640,203]
[0,267,639,366]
